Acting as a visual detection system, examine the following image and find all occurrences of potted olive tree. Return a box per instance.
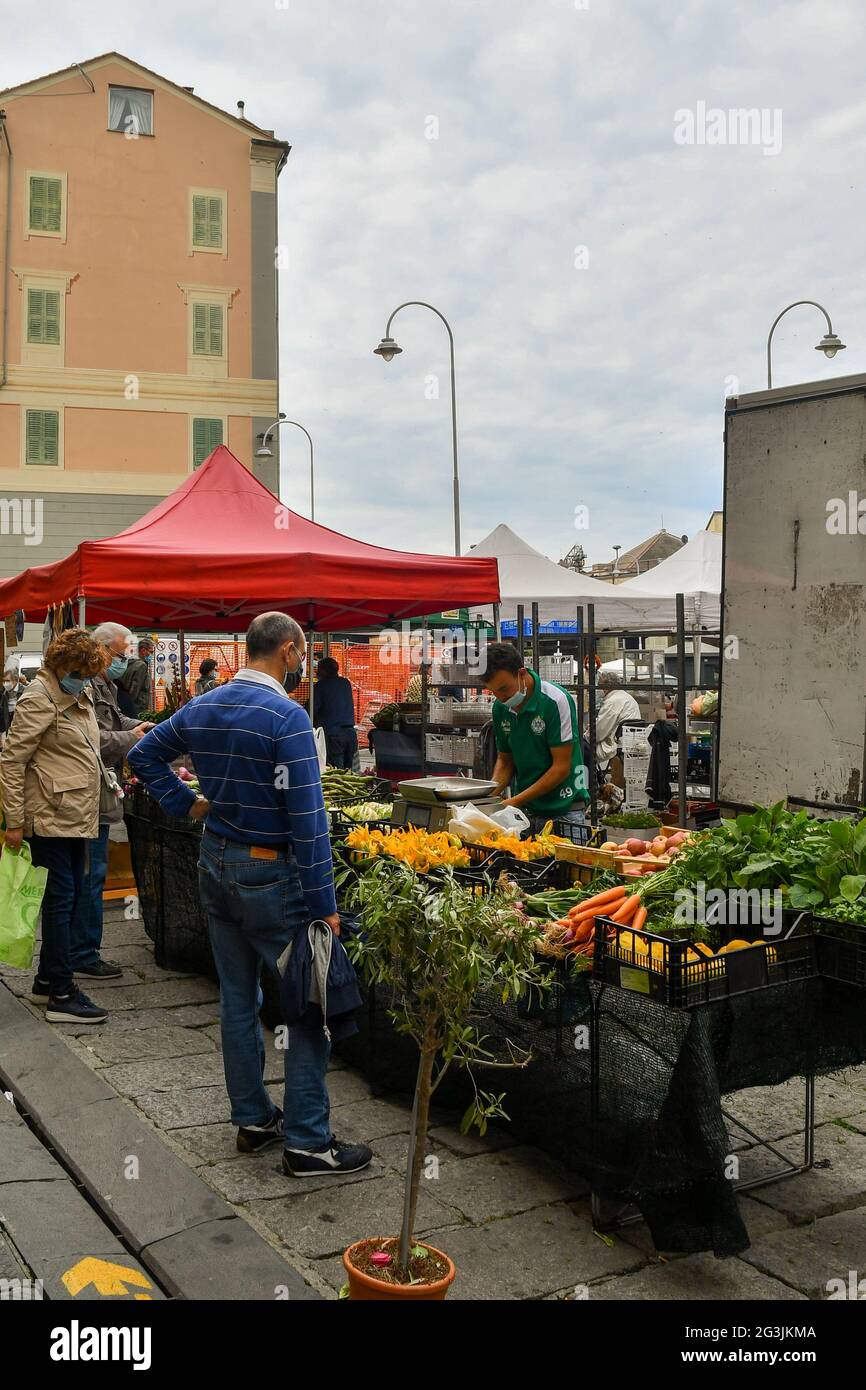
[338,858,546,1300]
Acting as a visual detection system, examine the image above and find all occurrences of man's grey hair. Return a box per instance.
[598,670,623,690]
[92,622,132,648]
[246,611,304,660]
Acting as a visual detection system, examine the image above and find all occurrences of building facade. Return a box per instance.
[0,52,287,587]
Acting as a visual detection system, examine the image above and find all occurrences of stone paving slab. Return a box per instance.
[428,1122,516,1156]
[605,1193,793,1260]
[247,1172,464,1258]
[0,1179,164,1301]
[422,1206,647,1301]
[76,1025,219,1066]
[585,1251,807,1301]
[87,979,220,1010]
[143,1217,320,1301]
[736,1126,866,1222]
[328,1096,412,1142]
[100,1052,229,1096]
[424,1145,588,1224]
[741,1210,866,1298]
[171,1123,247,1163]
[101,919,160,948]
[202,1153,388,1203]
[133,1084,236,1129]
[56,1003,223,1034]
[724,1072,866,1144]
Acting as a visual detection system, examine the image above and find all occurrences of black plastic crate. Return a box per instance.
[329,807,392,840]
[810,916,866,989]
[592,917,819,1009]
[538,816,596,847]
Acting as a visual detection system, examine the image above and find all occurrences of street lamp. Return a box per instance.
[767,301,846,389]
[373,302,461,556]
[257,415,316,520]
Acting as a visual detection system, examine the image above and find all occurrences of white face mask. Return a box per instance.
[3,680,13,691]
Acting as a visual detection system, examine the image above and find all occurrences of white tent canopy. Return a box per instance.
[468,524,667,630]
[613,530,722,628]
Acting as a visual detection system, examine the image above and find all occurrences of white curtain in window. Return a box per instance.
[109,88,152,135]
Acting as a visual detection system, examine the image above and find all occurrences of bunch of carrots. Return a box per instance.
[544,883,646,956]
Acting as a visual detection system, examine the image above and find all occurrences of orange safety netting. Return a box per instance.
[157,640,419,748]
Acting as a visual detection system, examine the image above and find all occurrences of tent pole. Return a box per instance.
[308,630,315,727]
[576,606,585,729]
[531,601,540,673]
[493,602,501,642]
[676,595,687,828]
[515,604,524,657]
[178,629,187,700]
[77,595,86,627]
[587,604,597,828]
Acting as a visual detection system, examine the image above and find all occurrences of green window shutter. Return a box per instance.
[192,195,223,249]
[207,304,223,356]
[27,288,45,341]
[193,418,223,468]
[25,410,59,465]
[192,302,224,356]
[192,302,208,354]
[26,288,61,344]
[207,197,223,248]
[29,176,62,233]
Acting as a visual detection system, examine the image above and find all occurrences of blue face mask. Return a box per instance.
[60,673,91,696]
[502,676,527,711]
[107,656,129,679]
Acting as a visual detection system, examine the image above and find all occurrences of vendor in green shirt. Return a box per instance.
[482,642,589,835]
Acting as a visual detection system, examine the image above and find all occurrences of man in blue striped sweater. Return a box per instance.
[128,612,372,1178]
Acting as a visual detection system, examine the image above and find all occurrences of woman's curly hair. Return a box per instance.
[44,628,108,678]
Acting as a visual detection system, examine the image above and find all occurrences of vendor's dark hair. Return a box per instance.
[481,642,523,681]
[317,656,339,677]
[199,658,218,676]
[246,611,304,659]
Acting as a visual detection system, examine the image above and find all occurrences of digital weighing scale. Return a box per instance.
[391,777,502,833]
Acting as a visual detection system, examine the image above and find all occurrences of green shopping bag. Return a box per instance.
[0,841,48,969]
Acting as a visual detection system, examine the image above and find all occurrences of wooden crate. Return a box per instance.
[553,841,671,877]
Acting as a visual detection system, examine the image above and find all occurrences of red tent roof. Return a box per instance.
[0,447,500,631]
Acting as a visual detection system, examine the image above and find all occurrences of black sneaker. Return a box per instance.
[237,1107,284,1154]
[282,1137,373,1177]
[30,975,50,1003]
[74,958,123,980]
[45,989,108,1025]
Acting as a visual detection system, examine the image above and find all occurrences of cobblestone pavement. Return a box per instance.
[3,905,866,1301]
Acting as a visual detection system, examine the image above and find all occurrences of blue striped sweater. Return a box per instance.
[128,676,336,920]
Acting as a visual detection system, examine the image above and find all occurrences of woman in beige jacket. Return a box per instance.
[0,629,110,1024]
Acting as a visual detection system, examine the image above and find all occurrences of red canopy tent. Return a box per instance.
[0,447,500,631]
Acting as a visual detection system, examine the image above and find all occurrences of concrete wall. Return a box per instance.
[719,375,866,807]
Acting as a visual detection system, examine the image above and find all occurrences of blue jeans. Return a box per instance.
[197,830,331,1149]
[69,823,111,969]
[324,727,357,769]
[28,835,86,996]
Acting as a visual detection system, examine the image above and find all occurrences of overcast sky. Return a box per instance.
[4,0,865,565]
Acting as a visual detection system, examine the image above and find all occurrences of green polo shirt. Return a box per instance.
[492,668,588,815]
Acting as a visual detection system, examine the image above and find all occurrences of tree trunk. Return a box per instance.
[399,1046,436,1269]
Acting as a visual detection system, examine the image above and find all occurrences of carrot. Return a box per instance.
[632,905,648,932]
[610,893,641,924]
[572,917,595,944]
[568,885,627,915]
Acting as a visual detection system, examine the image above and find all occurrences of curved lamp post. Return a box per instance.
[374,301,461,555]
[767,301,846,389]
[257,415,315,519]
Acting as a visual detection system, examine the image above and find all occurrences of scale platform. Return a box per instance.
[392,779,501,832]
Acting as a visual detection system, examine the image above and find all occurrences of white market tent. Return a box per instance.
[613,529,722,629]
[468,524,663,630]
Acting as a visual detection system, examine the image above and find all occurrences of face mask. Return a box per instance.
[107,656,129,679]
[282,646,306,694]
[3,680,12,691]
[60,674,91,696]
[502,677,526,711]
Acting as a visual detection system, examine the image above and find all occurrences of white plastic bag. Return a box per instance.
[313,727,328,774]
[447,802,530,841]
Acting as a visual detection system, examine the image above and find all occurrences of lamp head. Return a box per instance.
[256,446,273,458]
[816,332,846,360]
[374,336,402,363]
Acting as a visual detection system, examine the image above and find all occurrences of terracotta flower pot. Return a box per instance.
[342,1239,456,1301]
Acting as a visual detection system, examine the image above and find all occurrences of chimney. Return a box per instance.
[237,100,245,119]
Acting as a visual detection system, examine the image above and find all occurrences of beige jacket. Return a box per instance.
[0,667,101,838]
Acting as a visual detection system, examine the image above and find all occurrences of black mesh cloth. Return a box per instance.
[336,972,866,1257]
